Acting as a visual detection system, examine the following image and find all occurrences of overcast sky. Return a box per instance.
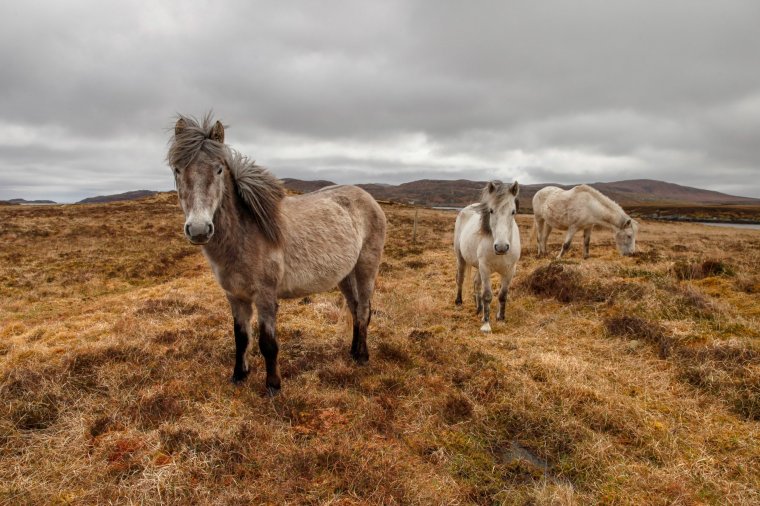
[1,1,759,202]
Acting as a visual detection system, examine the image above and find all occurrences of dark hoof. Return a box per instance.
[496,315,505,321]
[455,297,463,306]
[265,376,281,396]
[351,352,369,365]
[231,368,250,384]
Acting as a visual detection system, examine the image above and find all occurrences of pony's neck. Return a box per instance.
[203,175,252,260]
[599,205,629,230]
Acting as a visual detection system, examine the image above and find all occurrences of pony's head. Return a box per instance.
[168,114,229,245]
[479,180,519,255]
[614,217,639,256]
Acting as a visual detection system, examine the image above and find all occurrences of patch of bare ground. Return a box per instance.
[1,198,759,504]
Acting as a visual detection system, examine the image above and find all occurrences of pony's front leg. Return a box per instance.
[255,298,281,394]
[558,227,578,258]
[479,266,493,333]
[228,296,254,384]
[496,266,516,321]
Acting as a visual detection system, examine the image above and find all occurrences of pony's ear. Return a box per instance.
[487,181,498,193]
[210,120,225,143]
[175,118,187,136]
[509,181,519,196]
[624,218,632,228]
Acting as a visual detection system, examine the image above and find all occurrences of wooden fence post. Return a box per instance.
[412,209,418,244]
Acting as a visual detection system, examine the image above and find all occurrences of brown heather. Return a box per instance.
[1,193,760,504]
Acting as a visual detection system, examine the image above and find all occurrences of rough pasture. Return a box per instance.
[1,193,759,504]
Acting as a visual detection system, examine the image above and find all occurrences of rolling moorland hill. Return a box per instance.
[76,190,158,204]
[1,192,759,503]
[0,198,58,205]
[280,177,760,211]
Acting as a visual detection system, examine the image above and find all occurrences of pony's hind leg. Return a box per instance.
[350,243,383,364]
[338,273,362,358]
[540,224,552,257]
[254,294,281,394]
[583,227,592,258]
[455,249,466,306]
[227,296,254,384]
[473,269,483,315]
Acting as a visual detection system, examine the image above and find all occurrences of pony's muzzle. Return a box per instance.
[494,243,510,255]
[185,221,214,245]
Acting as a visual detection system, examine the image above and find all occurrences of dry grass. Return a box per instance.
[1,194,760,504]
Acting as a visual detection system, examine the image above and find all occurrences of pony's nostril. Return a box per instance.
[184,224,191,236]
[207,223,214,236]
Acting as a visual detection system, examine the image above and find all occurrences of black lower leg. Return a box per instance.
[455,288,463,306]
[232,322,250,383]
[351,316,369,364]
[258,321,280,392]
[351,319,360,356]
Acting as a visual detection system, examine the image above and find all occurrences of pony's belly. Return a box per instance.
[277,255,356,299]
[277,272,346,299]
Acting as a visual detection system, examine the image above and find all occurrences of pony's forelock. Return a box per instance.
[477,180,518,235]
[168,113,228,169]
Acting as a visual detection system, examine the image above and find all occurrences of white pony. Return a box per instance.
[532,184,638,258]
[454,181,521,333]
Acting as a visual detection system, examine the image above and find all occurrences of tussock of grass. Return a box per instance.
[605,315,672,358]
[673,258,736,280]
[523,261,608,303]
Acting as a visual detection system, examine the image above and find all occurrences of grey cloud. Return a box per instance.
[1,0,759,201]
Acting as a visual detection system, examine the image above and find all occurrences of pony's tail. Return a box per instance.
[527,215,538,253]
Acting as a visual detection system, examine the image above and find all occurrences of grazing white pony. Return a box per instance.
[454,181,521,333]
[532,185,638,258]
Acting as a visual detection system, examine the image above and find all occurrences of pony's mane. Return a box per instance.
[227,151,285,245]
[168,114,285,245]
[574,184,628,225]
[476,180,517,235]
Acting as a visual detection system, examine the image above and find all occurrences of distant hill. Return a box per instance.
[5,198,57,205]
[586,179,760,205]
[281,178,760,210]
[77,190,158,204]
[280,178,336,194]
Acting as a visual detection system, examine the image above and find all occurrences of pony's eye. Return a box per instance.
[489,209,494,214]
[174,168,180,176]
[512,209,516,215]
[216,167,223,175]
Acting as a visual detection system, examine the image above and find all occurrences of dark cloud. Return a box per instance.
[1,0,759,202]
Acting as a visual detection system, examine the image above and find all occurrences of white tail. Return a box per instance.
[527,216,538,253]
